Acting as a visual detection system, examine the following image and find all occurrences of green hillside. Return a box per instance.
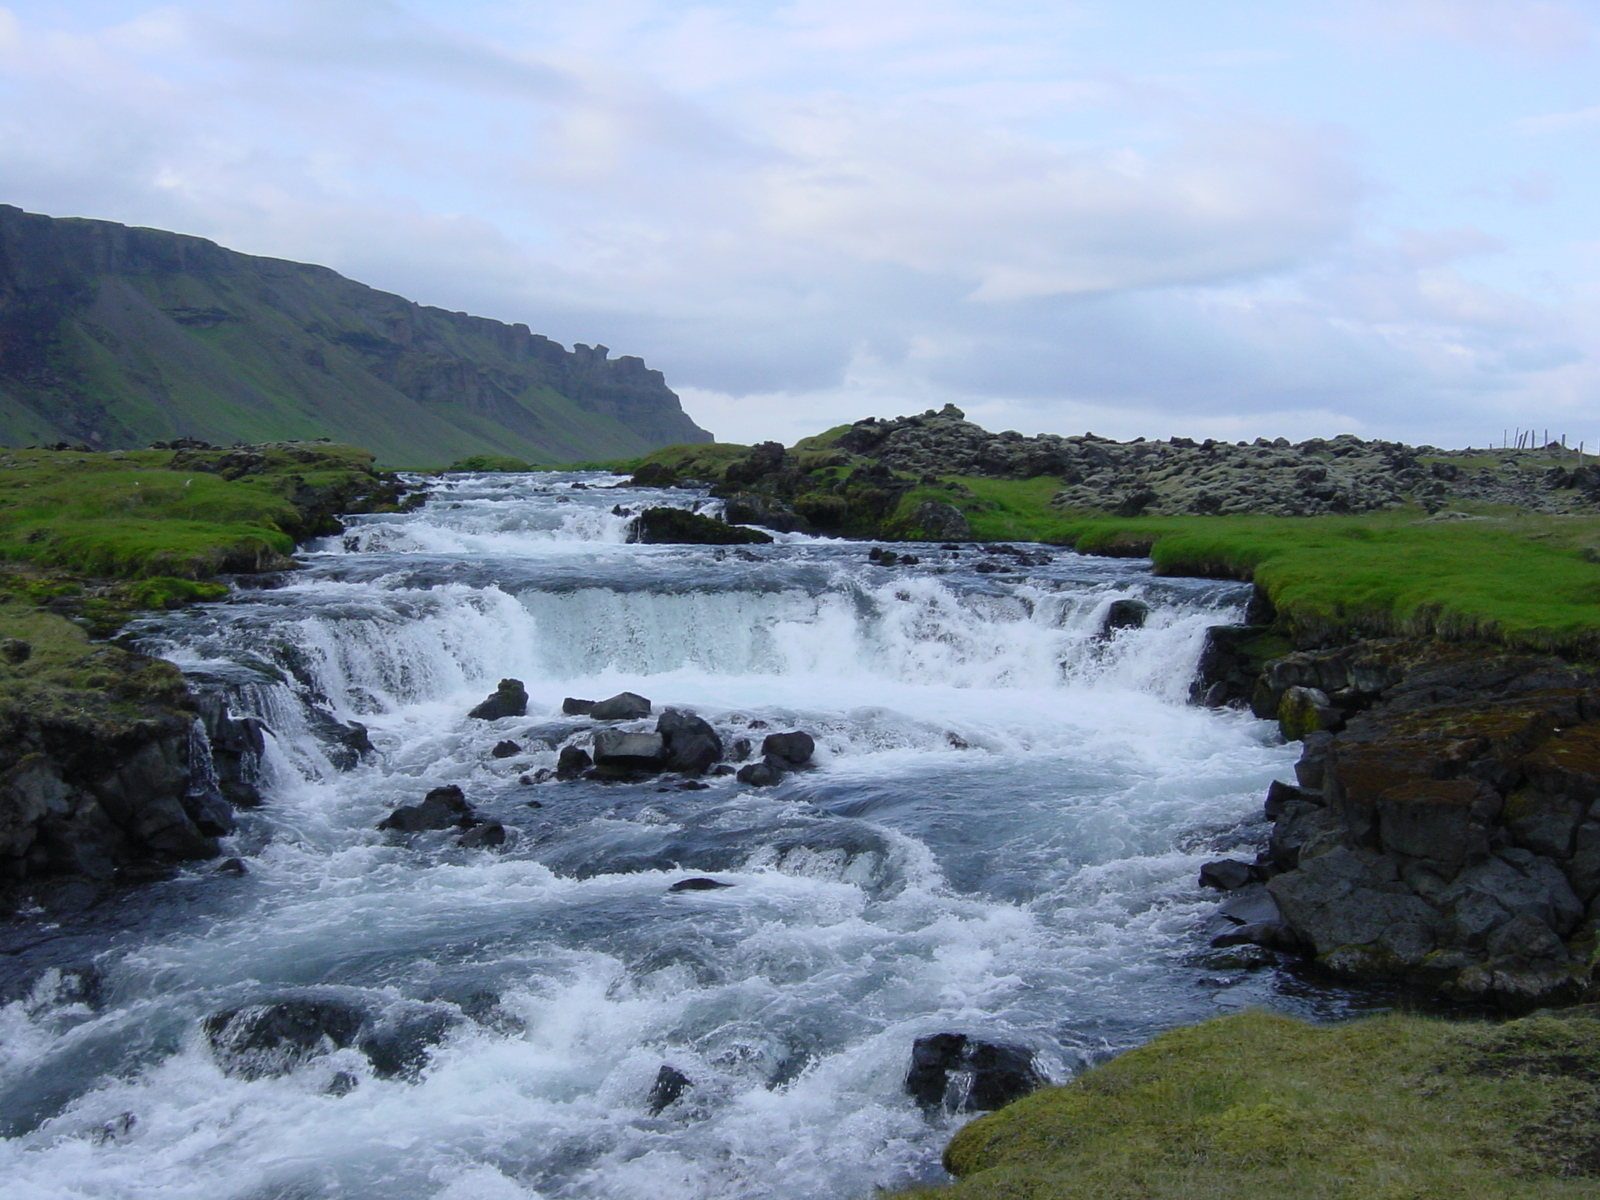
[0,206,712,467]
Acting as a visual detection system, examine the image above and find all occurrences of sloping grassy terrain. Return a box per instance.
[950,477,1600,656]
[898,1009,1600,1200]
[0,443,398,580]
[0,205,710,466]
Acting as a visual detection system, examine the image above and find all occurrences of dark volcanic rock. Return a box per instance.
[647,1065,692,1114]
[205,998,364,1080]
[491,740,521,758]
[590,692,652,721]
[628,506,773,545]
[736,761,785,787]
[592,730,669,771]
[1199,859,1257,891]
[1238,639,1600,1005]
[556,746,593,779]
[761,731,815,768]
[468,679,528,721]
[378,785,475,832]
[1102,599,1150,635]
[904,1033,1045,1113]
[657,709,724,775]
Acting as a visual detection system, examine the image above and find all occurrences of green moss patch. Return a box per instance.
[899,1009,1600,1200]
[947,477,1600,656]
[0,444,393,580]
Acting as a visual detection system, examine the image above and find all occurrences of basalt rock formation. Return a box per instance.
[1199,624,1600,1005]
[0,205,711,465]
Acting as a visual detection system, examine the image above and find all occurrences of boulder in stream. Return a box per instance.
[1101,598,1150,635]
[490,740,521,759]
[205,998,365,1080]
[647,1065,692,1114]
[904,1033,1045,1113]
[468,679,528,721]
[590,692,652,721]
[556,746,593,779]
[736,761,785,787]
[668,877,734,892]
[628,506,774,545]
[562,697,596,716]
[592,730,669,771]
[378,785,476,832]
[762,731,815,768]
[657,709,724,775]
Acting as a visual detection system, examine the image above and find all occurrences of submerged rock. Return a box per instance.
[491,740,521,758]
[628,506,773,545]
[590,691,652,721]
[657,709,724,775]
[468,679,528,721]
[761,731,815,768]
[204,998,364,1080]
[378,785,475,832]
[1101,599,1150,635]
[647,1065,692,1114]
[668,877,734,892]
[458,821,505,850]
[904,1033,1045,1113]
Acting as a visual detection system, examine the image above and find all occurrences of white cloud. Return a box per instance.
[1339,0,1595,56]
[0,0,1594,451]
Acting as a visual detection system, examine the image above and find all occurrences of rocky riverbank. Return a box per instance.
[0,441,413,914]
[1194,610,1600,1006]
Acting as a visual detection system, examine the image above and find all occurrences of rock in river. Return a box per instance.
[904,1033,1045,1113]
[467,679,528,721]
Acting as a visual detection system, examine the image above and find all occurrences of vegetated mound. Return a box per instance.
[0,204,712,466]
[897,1008,1600,1200]
[0,439,404,586]
[833,404,1598,518]
[0,439,405,909]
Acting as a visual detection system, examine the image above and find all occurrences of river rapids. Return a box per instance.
[0,472,1348,1200]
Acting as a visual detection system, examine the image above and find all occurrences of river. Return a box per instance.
[1,471,1342,1200]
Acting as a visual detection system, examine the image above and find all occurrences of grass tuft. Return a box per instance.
[896,1009,1600,1200]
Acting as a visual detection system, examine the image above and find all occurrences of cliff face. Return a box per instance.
[0,206,712,465]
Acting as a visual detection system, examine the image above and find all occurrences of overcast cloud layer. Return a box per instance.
[2,0,1597,446]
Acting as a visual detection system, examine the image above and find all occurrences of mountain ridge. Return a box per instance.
[0,205,712,465]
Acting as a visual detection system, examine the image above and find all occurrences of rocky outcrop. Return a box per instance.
[0,204,710,464]
[830,407,1599,518]
[0,629,253,907]
[1226,639,1600,1005]
[627,506,774,545]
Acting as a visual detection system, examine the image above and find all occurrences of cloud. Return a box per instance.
[1338,0,1596,57]
[0,0,1593,452]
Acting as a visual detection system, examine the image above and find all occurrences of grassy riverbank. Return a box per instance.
[939,477,1600,656]
[897,1009,1600,1200]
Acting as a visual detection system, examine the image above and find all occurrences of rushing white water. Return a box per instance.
[0,472,1316,1200]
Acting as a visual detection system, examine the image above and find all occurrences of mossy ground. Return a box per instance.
[896,1009,1600,1200]
[0,443,387,580]
[949,477,1600,656]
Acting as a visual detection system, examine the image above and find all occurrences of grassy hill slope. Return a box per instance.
[0,206,712,466]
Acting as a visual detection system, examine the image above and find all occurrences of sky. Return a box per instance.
[2,1,1598,448]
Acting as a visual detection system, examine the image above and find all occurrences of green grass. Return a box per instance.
[896,1009,1600,1200]
[949,477,1600,655]
[0,445,384,579]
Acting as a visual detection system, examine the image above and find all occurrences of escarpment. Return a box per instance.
[0,204,710,465]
